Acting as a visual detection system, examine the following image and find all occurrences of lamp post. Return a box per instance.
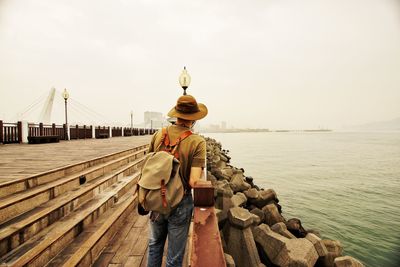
[179,66,191,95]
[62,88,69,140]
[130,111,133,136]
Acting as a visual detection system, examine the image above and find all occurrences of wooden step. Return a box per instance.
[0,145,148,199]
[0,174,140,267]
[0,157,145,257]
[46,192,142,267]
[0,148,147,224]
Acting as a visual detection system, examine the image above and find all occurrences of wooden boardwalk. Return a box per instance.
[0,136,151,184]
[94,209,151,267]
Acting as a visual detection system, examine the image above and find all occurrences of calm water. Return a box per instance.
[205,131,400,267]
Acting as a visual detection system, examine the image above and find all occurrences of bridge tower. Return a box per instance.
[39,87,56,123]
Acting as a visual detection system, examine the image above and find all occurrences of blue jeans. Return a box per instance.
[147,194,193,267]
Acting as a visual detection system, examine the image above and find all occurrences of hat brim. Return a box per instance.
[167,103,208,121]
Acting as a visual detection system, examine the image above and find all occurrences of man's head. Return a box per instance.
[167,95,208,121]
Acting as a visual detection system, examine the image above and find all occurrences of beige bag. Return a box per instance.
[138,151,184,214]
[137,127,192,215]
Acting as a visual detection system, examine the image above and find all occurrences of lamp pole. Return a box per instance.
[130,111,133,136]
[179,66,191,95]
[62,88,70,140]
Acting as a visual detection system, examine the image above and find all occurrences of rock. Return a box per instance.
[249,189,278,208]
[230,173,251,192]
[231,192,247,207]
[334,256,365,267]
[286,218,308,238]
[271,222,296,239]
[215,180,234,197]
[224,253,236,267]
[207,171,218,185]
[251,213,261,226]
[220,153,230,163]
[213,167,234,181]
[318,240,343,267]
[254,224,318,267]
[216,160,227,169]
[250,208,265,223]
[244,188,259,200]
[262,204,285,226]
[305,233,328,257]
[307,229,322,238]
[215,208,228,225]
[245,176,254,185]
[216,192,234,211]
[228,207,254,229]
[225,208,262,267]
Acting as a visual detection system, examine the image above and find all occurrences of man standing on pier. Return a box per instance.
[146,94,208,267]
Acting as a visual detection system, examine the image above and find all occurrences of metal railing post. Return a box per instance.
[17,121,22,143]
[39,123,44,136]
[0,120,3,144]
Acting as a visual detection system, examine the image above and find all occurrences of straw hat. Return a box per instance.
[167,95,208,121]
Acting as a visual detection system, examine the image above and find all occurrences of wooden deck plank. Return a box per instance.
[125,256,143,267]
[0,136,151,183]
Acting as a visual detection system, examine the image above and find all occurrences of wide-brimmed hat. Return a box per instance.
[167,95,208,121]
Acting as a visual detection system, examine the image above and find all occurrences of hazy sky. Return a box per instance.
[1,0,399,129]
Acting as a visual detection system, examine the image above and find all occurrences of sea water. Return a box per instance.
[205,131,400,267]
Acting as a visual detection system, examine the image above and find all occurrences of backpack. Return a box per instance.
[137,127,192,215]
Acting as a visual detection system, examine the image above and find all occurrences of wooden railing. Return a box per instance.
[0,121,22,144]
[190,181,226,267]
[29,123,65,140]
[70,125,92,139]
[0,119,157,144]
[112,127,123,137]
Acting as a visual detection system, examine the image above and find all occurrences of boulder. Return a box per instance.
[251,213,261,226]
[286,218,308,238]
[225,208,262,267]
[244,188,259,200]
[225,253,236,267]
[216,160,227,169]
[230,173,251,192]
[249,189,278,208]
[254,224,318,267]
[213,167,234,181]
[262,204,285,226]
[271,222,296,239]
[215,208,228,225]
[220,153,230,163]
[215,180,234,197]
[207,171,218,185]
[250,207,265,223]
[334,256,364,267]
[307,229,322,238]
[317,240,343,267]
[231,192,247,207]
[228,207,254,229]
[305,233,328,258]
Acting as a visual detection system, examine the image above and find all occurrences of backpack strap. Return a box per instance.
[170,130,192,159]
[155,127,168,152]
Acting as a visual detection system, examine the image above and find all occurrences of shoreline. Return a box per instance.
[205,137,365,267]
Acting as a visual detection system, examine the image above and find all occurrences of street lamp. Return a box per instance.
[62,88,69,140]
[130,111,133,136]
[179,66,191,95]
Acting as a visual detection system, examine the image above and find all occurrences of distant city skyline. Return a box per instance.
[1,0,399,129]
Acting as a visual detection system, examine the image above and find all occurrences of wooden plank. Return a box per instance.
[103,213,139,253]
[93,252,115,267]
[125,256,143,267]
[139,247,148,267]
[110,226,141,264]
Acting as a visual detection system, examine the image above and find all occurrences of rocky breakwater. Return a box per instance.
[205,137,365,267]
